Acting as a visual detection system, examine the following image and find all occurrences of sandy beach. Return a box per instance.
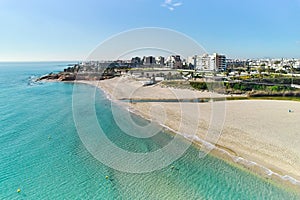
[78,76,300,188]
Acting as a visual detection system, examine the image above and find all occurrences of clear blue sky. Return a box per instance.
[0,0,300,61]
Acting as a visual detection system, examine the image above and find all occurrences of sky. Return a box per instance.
[0,0,300,61]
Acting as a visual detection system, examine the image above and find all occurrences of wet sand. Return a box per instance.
[77,77,300,189]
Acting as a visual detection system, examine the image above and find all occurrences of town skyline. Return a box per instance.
[77,52,300,75]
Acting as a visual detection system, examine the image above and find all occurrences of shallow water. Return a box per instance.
[0,62,299,199]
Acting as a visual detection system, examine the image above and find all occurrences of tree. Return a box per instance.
[274,60,281,65]
[246,66,251,75]
[166,72,172,80]
[237,69,242,77]
[267,66,271,75]
[225,71,230,77]
[257,67,264,80]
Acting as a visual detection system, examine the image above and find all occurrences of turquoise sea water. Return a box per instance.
[0,62,299,199]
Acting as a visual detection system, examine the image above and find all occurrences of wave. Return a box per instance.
[88,81,300,188]
[27,75,44,86]
[126,103,300,187]
[182,133,300,187]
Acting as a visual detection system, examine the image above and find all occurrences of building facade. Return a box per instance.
[188,53,227,72]
[143,56,156,65]
[166,55,183,69]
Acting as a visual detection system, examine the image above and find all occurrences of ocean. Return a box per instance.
[0,62,299,199]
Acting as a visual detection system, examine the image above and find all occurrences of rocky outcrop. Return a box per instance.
[57,73,76,81]
[38,72,76,81]
[38,73,59,80]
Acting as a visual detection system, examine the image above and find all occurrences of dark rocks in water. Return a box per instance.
[37,72,76,81]
[37,71,117,81]
[38,73,59,80]
[38,67,117,82]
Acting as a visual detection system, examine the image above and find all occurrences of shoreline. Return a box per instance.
[58,78,300,193]
[124,104,300,192]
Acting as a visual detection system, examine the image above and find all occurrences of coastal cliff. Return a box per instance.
[38,63,123,81]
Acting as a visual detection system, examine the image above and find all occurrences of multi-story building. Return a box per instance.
[215,53,227,71]
[131,57,142,67]
[188,53,226,71]
[143,56,156,65]
[156,56,165,66]
[166,55,183,69]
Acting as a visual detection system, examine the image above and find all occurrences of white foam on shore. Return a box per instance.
[182,133,300,187]
[86,81,300,188]
[128,109,300,187]
[94,82,113,101]
[75,80,113,101]
[128,105,300,186]
[126,103,300,187]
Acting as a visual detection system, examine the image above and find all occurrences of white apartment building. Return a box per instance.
[187,53,226,72]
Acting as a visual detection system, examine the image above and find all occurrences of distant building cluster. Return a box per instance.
[227,58,300,73]
[131,55,180,68]
[81,53,300,75]
[129,53,227,72]
[131,56,164,68]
